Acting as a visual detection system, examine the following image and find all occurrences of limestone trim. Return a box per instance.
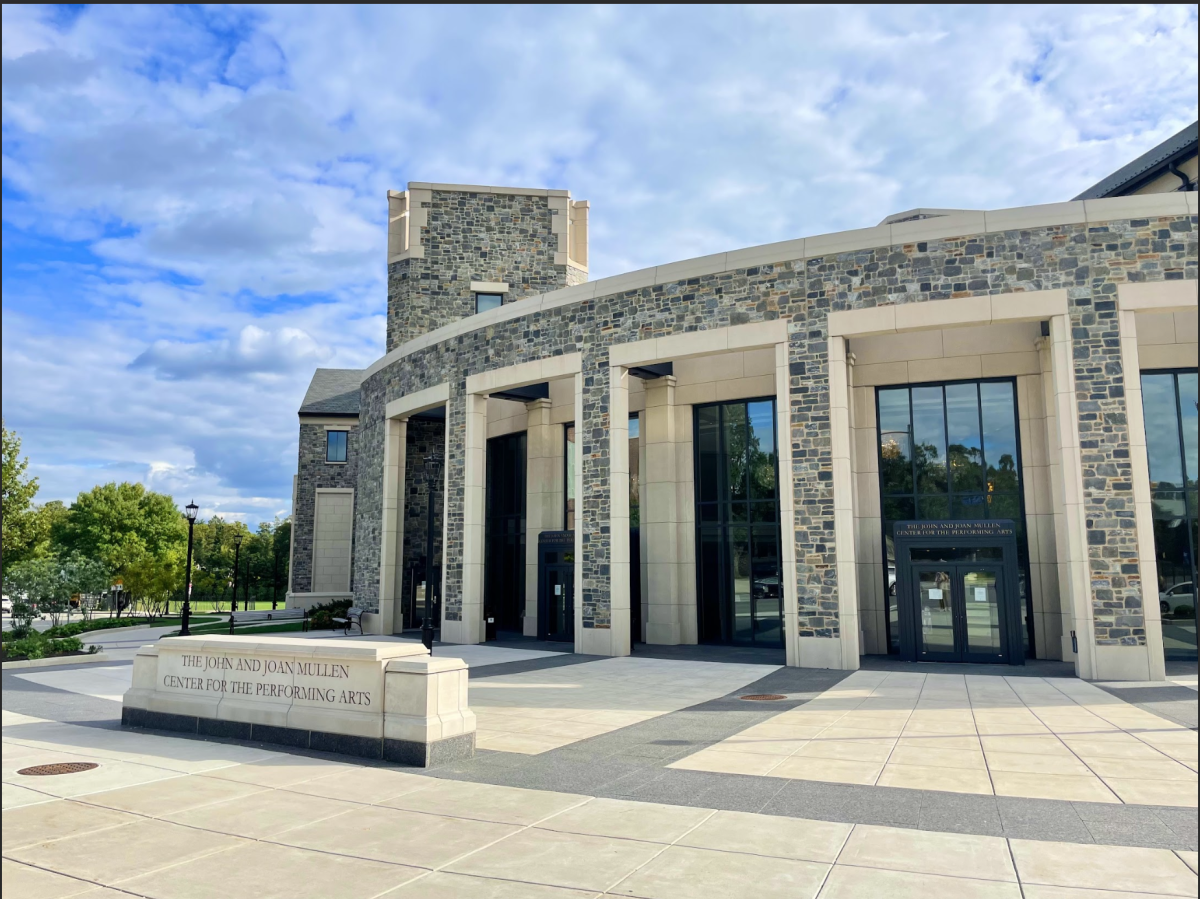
[365,194,1191,381]
[465,353,583,395]
[312,488,355,598]
[299,415,360,426]
[828,336,861,671]
[1116,279,1199,312]
[386,382,451,420]
[829,289,1069,338]
[378,419,407,635]
[608,320,790,367]
[470,281,510,294]
[405,182,572,198]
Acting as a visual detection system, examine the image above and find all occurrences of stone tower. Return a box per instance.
[385,183,589,351]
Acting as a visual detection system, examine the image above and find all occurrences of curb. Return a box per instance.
[3,652,112,670]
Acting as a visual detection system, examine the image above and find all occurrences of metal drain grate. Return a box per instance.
[18,762,99,776]
[740,693,787,701]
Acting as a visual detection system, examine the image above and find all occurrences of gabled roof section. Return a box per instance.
[299,368,363,416]
[1074,121,1198,200]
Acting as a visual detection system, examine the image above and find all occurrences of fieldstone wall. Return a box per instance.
[354,212,1195,649]
[400,419,446,615]
[292,421,358,594]
[386,190,573,352]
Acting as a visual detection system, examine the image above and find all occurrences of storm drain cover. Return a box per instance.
[740,694,787,701]
[17,762,99,776]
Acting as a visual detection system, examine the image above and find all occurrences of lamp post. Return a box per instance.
[422,452,444,654]
[231,532,243,613]
[180,501,199,637]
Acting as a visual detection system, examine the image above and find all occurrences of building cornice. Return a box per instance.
[364,192,1197,382]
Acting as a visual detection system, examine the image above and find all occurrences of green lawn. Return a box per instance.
[175,620,310,636]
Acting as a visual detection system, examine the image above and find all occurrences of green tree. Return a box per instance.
[56,482,186,576]
[2,421,41,568]
[123,549,181,621]
[4,557,71,626]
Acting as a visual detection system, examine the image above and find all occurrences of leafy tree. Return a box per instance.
[2,421,41,568]
[123,549,181,621]
[55,482,186,576]
[4,557,70,626]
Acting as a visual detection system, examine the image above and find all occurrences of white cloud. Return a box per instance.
[1,4,1196,524]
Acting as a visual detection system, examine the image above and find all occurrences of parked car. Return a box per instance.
[1160,582,1195,617]
[1,596,12,615]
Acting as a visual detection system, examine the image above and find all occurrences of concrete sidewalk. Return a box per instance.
[4,711,1197,899]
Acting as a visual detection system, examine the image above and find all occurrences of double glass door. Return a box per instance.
[914,564,1007,662]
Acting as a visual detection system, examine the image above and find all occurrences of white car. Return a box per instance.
[1,596,11,615]
[1160,582,1195,617]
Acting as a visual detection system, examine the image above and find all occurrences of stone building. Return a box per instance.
[289,123,1198,680]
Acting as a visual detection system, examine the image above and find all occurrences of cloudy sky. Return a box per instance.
[2,5,1197,525]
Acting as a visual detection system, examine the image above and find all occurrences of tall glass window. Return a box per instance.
[695,398,782,646]
[564,424,576,530]
[877,379,1032,654]
[1140,370,1198,661]
[629,415,641,528]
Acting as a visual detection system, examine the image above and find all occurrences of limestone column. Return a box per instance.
[643,376,682,644]
[378,418,407,634]
[828,336,861,670]
[523,398,556,636]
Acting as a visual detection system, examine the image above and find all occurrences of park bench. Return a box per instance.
[332,606,364,635]
[227,607,308,634]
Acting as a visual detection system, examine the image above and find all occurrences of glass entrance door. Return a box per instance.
[543,561,574,643]
[913,563,1007,662]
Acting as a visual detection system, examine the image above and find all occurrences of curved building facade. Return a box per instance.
[289,137,1198,682]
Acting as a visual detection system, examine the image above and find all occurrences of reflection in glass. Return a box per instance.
[564,425,576,530]
[946,383,985,493]
[1141,370,1197,661]
[912,386,948,494]
[694,400,782,647]
[963,569,1001,654]
[981,381,1020,494]
[877,380,1029,656]
[878,388,914,494]
[629,414,640,528]
[918,569,955,654]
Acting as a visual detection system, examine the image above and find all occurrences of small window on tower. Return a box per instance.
[326,430,348,463]
[475,292,503,314]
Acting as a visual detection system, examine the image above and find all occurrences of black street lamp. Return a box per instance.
[231,532,243,614]
[422,452,444,654]
[180,500,200,637]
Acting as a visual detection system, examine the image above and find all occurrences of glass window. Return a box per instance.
[564,424,575,530]
[912,386,948,494]
[1141,370,1198,661]
[475,293,503,314]
[946,383,985,493]
[629,414,640,528]
[326,430,348,463]
[878,388,913,495]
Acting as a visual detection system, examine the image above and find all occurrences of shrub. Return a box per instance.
[1174,604,1195,619]
[306,598,351,630]
[4,634,84,661]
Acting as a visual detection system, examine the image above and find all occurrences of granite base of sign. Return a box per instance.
[121,635,475,767]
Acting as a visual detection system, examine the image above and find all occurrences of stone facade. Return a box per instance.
[400,418,446,616]
[386,190,576,352]
[291,422,358,594]
[353,206,1196,663]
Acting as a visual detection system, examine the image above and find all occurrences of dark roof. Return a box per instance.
[299,368,363,416]
[1073,121,1198,200]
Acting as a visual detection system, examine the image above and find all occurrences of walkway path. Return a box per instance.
[4,710,1197,899]
[673,670,1199,806]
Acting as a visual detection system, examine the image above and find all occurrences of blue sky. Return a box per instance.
[3,5,1197,525]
